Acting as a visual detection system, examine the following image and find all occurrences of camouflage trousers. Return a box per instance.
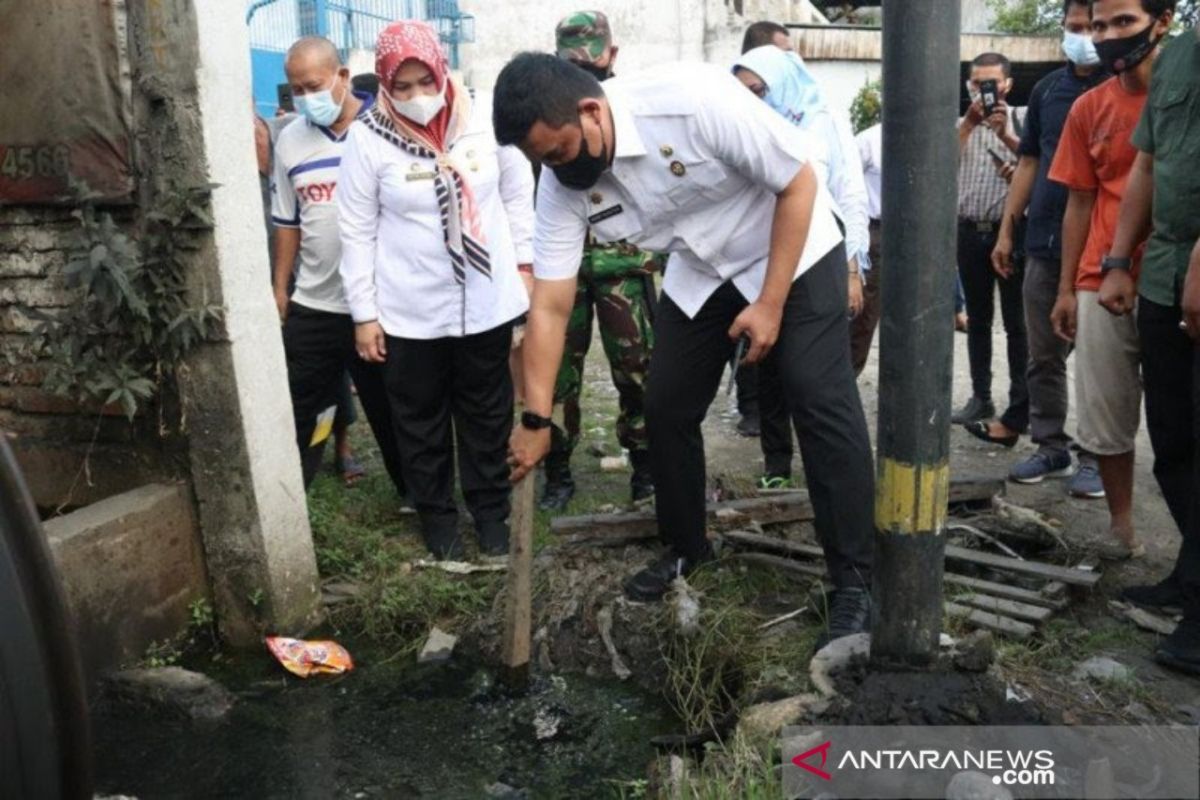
[550,271,656,462]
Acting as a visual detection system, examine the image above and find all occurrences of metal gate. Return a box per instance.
[246,0,475,117]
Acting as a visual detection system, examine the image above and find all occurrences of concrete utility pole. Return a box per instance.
[870,1,961,668]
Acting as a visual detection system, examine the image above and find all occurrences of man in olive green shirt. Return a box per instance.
[1104,24,1200,675]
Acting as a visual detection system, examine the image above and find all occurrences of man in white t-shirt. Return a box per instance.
[272,37,406,494]
[496,54,874,646]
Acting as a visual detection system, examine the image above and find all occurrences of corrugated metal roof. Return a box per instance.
[787,24,1064,63]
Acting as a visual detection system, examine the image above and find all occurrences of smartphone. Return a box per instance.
[276,83,295,113]
[987,147,1009,167]
[979,78,999,116]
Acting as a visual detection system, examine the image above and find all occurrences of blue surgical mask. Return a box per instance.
[295,81,345,127]
[1062,31,1100,67]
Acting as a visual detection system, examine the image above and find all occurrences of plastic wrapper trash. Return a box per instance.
[266,636,354,678]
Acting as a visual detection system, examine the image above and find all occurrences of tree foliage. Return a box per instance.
[25,186,224,422]
[987,0,1199,34]
[850,78,882,134]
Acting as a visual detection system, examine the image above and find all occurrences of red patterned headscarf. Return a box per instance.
[374,20,466,152]
[369,21,489,284]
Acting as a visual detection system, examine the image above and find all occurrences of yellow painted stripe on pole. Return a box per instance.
[875,458,950,534]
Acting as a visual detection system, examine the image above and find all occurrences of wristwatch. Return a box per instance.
[520,411,553,431]
[1101,254,1133,274]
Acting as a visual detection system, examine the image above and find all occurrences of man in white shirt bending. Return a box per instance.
[497,53,874,647]
[272,37,407,496]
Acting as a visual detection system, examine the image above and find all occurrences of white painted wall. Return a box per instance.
[456,0,827,89]
[807,60,881,119]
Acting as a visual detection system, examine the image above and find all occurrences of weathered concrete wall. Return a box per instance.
[43,483,209,684]
[0,203,184,512]
[458,0,827,89]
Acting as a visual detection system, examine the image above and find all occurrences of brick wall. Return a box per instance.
[0,205,183,512]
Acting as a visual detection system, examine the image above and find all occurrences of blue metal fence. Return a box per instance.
[247,0,475,117]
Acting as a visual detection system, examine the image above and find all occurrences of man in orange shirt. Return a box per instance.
[1048,0,1174,560]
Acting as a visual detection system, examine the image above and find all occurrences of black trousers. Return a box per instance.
[283,303,406,493]
[957,220,1029,431]
[1137,297,1200,615]
[645,245,875,588]
[383,322,514,540]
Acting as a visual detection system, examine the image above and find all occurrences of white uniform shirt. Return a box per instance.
[533,64,844,319]
[271,93,375,315]
[800,107,870,272]
[338,92,534,339]
[857,123,883,222]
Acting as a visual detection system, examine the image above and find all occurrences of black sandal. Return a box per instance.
[963,420,1019,448]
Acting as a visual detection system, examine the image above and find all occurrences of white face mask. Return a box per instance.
[1062,30,1101,66]
[389,83,447,126]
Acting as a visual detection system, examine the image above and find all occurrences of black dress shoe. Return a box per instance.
[539,465,575,512]
[624,550,712,602]
[1156,620,1200,675]
[421,517,465,561]
[736,413,761,438]
[477,520,510,557]
[815,587,871,650]
[951,396,996,425]
[963,420,1020,448]
[1123,578,1184,610]
[629,450,655,503]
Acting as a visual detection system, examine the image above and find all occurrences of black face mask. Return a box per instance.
[551,121,608,191]
[1095,20,1161,74]
[575,62,613,82]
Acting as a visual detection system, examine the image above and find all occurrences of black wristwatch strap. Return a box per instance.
[520,411,552,431]
[1101,254,1133,274]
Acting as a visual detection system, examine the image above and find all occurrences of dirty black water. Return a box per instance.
[93,643,676,799]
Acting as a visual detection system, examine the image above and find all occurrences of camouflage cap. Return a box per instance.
[555,11,613,65]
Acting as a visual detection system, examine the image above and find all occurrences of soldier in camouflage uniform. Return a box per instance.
[541,11,659,511]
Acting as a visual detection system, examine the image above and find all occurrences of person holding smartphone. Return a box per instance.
[954,52,1030,441]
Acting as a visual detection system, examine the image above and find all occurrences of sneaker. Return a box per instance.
[629,450,655,503]
[736,413,761,438]
[756,475,796,491]
[623,550,712,603]
[539,464,575,512]
[1123,578,1184,611]
[951,396,995,425]
[1068,460,1105,499]
[1009,450,1074,484]
[815,587,871,649]
[1156,620,1200,675]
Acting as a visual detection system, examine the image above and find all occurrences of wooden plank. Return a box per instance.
[944,544,1101,588]
[953,593,1054,623]
[734,552,828,580]
[723,529,824,559]
[945,601,1035,639]
[947,476,1006,505]
[727,530,1085,602]
[550,476,1003,538]
[501,473,536,678]
[943,573,1067,610]
[549,494,816,537]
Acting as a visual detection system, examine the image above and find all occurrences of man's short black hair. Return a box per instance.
[971,51,1012,78]
[1089,0,1177,15]
[741,21,789,54]
[351,73,379,95]
[493,52,604,146]
[1062,0,1089,16]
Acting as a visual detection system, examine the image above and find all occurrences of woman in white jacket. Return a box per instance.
[338,21,535,559]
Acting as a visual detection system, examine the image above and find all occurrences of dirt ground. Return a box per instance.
[560,311,1200,725]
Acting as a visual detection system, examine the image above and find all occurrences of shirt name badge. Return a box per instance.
[588,204,624,225]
